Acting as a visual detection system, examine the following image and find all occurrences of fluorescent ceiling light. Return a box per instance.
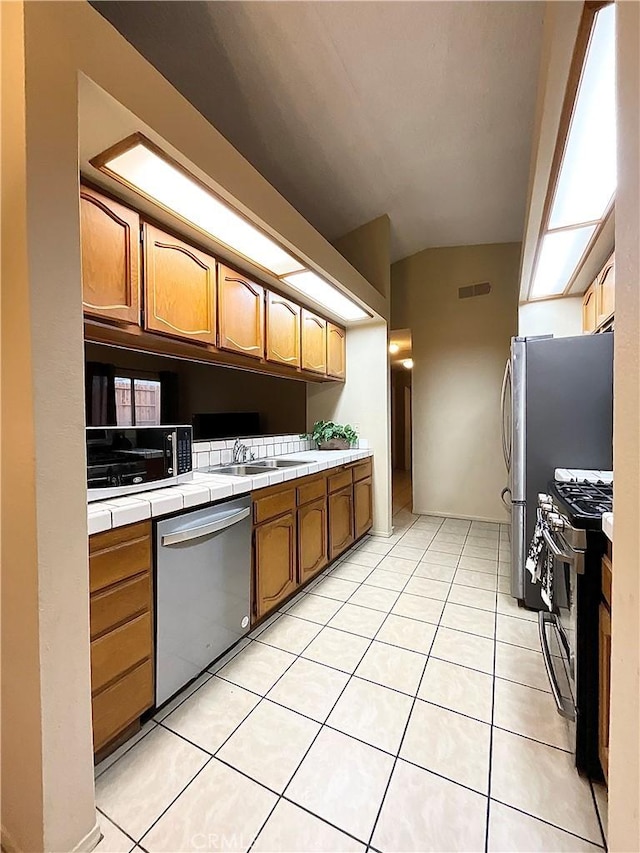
[389,343,399,354]
[283,270,368,322]
[402,358,414,370]
[531,226,597,298]
[94,136,304,277]
[549,4,616,229]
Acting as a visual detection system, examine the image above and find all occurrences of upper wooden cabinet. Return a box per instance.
[582,284,597,334]
[596,253,615,327]
[301,309,327,374]
[266,291,301,368]
[80,185,140,326]
[143,224,216,345]
[218,265,265,359]
[327,323,346,380]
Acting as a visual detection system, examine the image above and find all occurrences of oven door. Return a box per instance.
[538,527,578,726]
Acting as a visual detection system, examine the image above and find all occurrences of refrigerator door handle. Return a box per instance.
[500,359,512,471]
[500,486,512,509]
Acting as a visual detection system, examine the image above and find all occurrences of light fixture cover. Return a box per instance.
[549,4,616,230]
[402,358,414,369]
[282,270,368,322]
[389,343,400,354]
[531,226,597,298]
[95,136,304,277]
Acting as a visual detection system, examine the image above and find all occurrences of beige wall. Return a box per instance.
[333,215,391,301]
[86,344,307,435]
[392,243,520,521]
[609,1,640,849]
[1,4,98,851]
[518,296,583,338]
[308,217,392,535]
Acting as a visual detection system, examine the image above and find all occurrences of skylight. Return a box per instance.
[531,3,616,299]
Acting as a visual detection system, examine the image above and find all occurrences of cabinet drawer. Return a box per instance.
[89,521,151,594]
[92,659,153,753]
[328,468,353,494]
[352,460,372,483]
[602,554,612,609]
[91,612,152,694]
[90,573,151,640]
[253,488,296,525]
[297,476,327,506]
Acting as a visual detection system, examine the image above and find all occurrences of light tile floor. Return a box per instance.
[95,510,608,853]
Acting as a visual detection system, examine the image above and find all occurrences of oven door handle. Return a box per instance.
[542,526,585,574]
[538,611,575,721]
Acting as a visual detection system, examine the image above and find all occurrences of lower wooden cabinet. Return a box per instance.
[598,600,611,783]
[254,511,297,618]
[252,461,373,623]
[329,485,355,561]
[89,521,153,755]
[354,476,373,539]
[298,497,328,583]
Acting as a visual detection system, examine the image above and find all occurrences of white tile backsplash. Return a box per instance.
[191,434,317,468]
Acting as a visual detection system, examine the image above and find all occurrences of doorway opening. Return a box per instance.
[390,330,413,514]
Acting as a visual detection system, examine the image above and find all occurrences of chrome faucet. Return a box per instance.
[232,439,255,463]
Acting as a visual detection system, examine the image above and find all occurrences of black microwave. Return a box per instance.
[87,426,193,502]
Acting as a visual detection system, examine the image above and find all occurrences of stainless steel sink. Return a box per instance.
[259,459,306,468]
[208,464,274,476]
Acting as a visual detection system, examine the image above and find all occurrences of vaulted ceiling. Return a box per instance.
[93,1,544,263]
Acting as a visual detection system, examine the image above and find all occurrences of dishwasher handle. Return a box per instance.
[161,506,251,546]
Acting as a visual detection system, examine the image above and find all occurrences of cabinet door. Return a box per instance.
[254,511,297,618]
[597,255,615,326]
[298,497,328,583]
[354,476,373,540]
[301,309,327,374]
[327,323,346,380]
[218,264,265,359]
[266,291,301,367]
[80,185,140,325]
[598,601,611,782]
[582,284,597,334]
[143,224,216,345]
[328,485,354,561]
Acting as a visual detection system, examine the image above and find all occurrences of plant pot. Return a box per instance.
[318,438,351,450]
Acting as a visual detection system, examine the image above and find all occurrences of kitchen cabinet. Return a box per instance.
[328,484,355,561]
[354,476,373,540]
[297,497,328,583]
[80,185,140,326]
[596,253,615,327]
[583,284,597,334]
[254,511,297,618]
[89,521,153,756]
[301,309,327,374]
[327,323,346,380]
[218,264,265,359]
[143,224,216,345]
[266,291,301,367]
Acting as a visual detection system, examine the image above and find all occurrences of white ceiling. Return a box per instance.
[93,1,544,263]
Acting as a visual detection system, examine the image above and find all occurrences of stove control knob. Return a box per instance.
[538,493,553,510]
[548,512,565,531]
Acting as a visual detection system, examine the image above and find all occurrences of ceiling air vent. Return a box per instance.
[458,282,491,299]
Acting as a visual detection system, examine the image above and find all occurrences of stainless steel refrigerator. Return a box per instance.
[500,333,613,609]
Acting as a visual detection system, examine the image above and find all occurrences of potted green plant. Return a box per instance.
[302,420,359,450]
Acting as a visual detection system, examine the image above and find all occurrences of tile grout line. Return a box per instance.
[483,548,500,853]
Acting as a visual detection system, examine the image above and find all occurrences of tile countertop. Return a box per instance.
[602,512,613,543]
[87,448,373,534]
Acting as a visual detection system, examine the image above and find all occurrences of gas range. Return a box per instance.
[550,480,613,529]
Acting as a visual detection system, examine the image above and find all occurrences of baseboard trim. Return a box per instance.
[72,820,101,853]
[411,509,509,525]
[2,816,100,853]
[370,527,393,537]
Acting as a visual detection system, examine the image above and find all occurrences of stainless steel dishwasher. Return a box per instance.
[155,495,251,707]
